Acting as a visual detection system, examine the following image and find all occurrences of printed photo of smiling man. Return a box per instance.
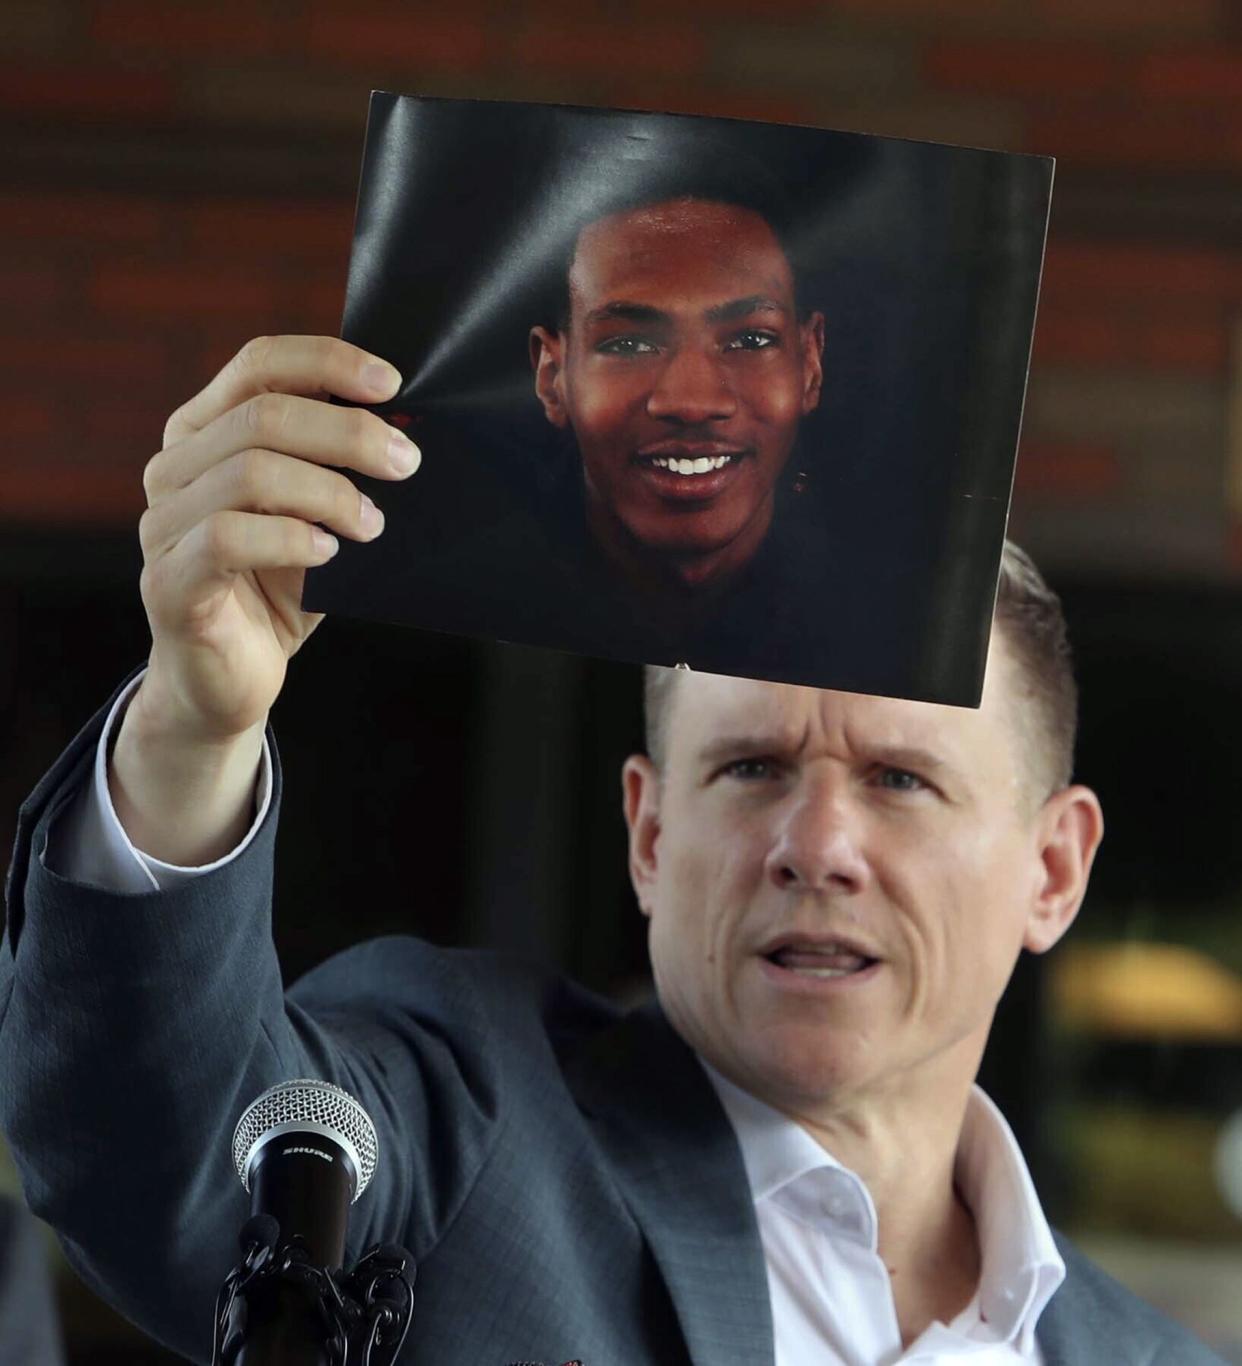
[526,180,824,623]
[305,95,1053,706]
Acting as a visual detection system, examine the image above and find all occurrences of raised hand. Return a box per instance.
[110,336,419,864]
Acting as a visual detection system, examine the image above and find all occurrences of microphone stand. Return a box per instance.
[213,1219,415,1366]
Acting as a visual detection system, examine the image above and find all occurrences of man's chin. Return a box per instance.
[744,1050,866,1113]
[735,1013,878,1107]
[625,524,759,578]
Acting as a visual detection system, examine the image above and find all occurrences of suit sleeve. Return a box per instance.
[0,680,504,1363]
[0,1197,65,1365]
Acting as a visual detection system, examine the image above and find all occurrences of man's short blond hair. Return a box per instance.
[642,540,1078,800]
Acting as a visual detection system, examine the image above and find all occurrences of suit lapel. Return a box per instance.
[1035,1296,1073,1366]
[1033,1233,1138,1366]
[566,1001,775,1366]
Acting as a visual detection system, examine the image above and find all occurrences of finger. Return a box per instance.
[146,392,419,499]
[144,510,339,619]
[163,336,402,447]
[141,448,385,562]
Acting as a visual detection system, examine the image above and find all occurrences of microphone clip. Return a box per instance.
[212,1219,415,1365]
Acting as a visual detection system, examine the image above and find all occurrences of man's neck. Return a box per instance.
[775,1064,983,1346]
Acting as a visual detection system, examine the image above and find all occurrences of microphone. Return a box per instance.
[228,1079,379,1363]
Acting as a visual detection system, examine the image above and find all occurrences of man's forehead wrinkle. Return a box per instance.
[690,707,961,786]
[675,676,993,782]
[786,687,979,782]
[686,681,819,766]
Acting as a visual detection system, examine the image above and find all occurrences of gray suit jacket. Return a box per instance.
[0,1197,64,1366]
[0,686,1226,1365]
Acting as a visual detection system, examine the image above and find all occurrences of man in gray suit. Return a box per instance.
[0,335,1225,1364]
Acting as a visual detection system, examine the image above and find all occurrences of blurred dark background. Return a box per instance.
[2,0,1241,1360]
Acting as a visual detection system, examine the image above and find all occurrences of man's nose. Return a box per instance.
[646,344,737,424]
[764,782,871,894]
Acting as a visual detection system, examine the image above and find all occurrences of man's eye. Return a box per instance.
[876,767,925,793]
[724,330,779,352]
[596,336,659,356]
[721,757,779,781]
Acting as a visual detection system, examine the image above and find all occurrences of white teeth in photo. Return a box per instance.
[650,454,733,475]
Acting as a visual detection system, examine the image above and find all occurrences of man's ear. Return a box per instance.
[800,310,825,415]
[622,754,661,918]
[1023,784,1104,954]
[530,325,569,429]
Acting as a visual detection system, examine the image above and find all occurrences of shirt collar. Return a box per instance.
[954,1086,1066,1348]
[699,1060,1065,1350]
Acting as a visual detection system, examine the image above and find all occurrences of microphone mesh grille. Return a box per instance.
[232,1079,379,1198]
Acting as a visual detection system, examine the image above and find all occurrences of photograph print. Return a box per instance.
[304,93,1054,705]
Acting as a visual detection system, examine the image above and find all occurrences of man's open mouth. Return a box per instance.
[760,936,880,979]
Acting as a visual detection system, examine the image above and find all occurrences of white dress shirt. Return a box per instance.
[49,672,274,894]
[703,1062,1064,1364]
[55,674,1065,1364]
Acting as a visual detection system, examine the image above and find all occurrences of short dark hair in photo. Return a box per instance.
[545,147,805,330]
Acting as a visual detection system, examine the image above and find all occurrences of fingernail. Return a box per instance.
[388,428,422,477]
[363,360,401,396]
[312,528,339,560]
[359,492,385,538]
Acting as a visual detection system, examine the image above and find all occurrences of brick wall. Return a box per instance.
[3,0,1241,577]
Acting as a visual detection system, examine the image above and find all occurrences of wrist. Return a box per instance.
[109,677,267,866]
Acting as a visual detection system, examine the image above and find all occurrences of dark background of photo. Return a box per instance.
[2,2,1240,1361]
[304,95,1051,706]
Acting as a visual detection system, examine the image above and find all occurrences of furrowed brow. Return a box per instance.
[697,733,794,768]
[704,295,787,324]
[870,745,948,775]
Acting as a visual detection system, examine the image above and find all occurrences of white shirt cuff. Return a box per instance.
[49,670,273,893]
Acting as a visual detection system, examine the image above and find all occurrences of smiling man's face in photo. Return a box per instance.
[531,197,825,591]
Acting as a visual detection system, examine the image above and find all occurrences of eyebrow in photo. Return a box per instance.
[584,295,791,328]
